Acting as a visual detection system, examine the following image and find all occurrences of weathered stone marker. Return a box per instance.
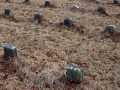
[64,18,72,26]
[97,6,105,13]
[45,0,50,6]
[114,0,119,4]
[34,12,42,21]
[4,8,11,16]
[66,65,84,84]
[4,45,17,58]
[105,24,116,35]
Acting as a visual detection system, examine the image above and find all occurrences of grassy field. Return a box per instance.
[0,0,120,90]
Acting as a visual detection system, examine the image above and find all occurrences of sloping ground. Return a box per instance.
[0,0,120,90]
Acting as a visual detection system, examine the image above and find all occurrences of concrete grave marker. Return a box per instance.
[4,8,11,16]
[4,45,17,58]
[64,18,72,27]
[114,0,119,4]
[45,0,50,6]
[34,12,42,21]
[97,6,105,13]
[105,24,116,35]
[66,65,84,84]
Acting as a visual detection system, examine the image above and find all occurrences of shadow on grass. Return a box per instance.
[55,22,85,35]
[58,74,83,90]
[40,4,57,8]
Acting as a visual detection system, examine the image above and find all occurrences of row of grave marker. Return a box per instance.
[3,44,83,84]
[2,25,115,83]
[2,23,116,82]
[25,0,119,6]
[3,23,116,83]
[4,7,116,35]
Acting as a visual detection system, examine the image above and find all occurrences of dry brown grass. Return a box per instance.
[0,0,120,90]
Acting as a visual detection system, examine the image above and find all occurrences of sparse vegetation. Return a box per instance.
[0,0,120,90]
